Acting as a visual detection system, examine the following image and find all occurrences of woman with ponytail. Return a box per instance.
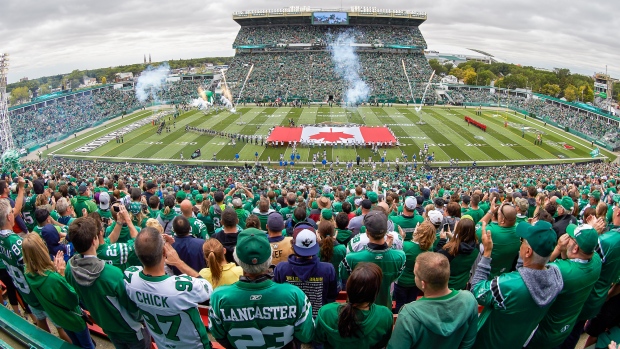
[156,195,178,235]
[199,239,242,289]
[317,220,346,273]
[315,263,393,349]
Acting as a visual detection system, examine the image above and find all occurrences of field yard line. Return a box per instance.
[497,110,611,159]
[51,154,600,165]
[49,110,152,155]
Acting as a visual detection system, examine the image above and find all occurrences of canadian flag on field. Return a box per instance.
[267,126,396,144]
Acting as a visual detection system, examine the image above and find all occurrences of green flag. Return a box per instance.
[590,147,600,158]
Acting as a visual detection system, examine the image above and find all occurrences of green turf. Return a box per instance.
[45,106,617,167]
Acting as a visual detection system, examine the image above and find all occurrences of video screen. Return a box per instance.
[312,12,349,25]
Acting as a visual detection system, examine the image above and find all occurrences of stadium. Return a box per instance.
[0,5,620,349]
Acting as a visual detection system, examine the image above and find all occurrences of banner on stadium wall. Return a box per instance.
[266,126,396,144]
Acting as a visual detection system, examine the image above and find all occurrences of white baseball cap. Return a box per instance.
[428,210,443,225]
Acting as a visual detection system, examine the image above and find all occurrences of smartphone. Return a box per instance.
[113,206,120,212]
[443,223,449,231]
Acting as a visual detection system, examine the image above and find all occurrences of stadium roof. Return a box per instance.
[425,45,505,64]
[232,6,427,26]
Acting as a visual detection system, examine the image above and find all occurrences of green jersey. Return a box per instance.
[578,229,620,321]
[315,303,393,349]
[65,256,145,343]
[465,207,485,225]
[188,217,208,239]
[209,279,315,348]
[527,256,602,348]
[472,259,562,349]
[0,230,42,309]
[234,209,250,230]
[197,213,214,237]
[97,238,141,272]
[319,243,346,273]
[124,266,212,348]
[476,223,519,278]
[389,213,424,240]
[397,241,431,288]
[105,221,140,243]
[209,205,225,230]
[340,246,406,308]
[279,206,296,221]
[23,195,37,231]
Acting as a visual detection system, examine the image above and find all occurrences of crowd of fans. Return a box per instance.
[233,25,427,48]
[448,89,620,148]
[226,51,437,103]
[8,81,207,150]
[1,158,620,349]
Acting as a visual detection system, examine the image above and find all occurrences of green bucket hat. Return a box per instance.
[589,191,601,200]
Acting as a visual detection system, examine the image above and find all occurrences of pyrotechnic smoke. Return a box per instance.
[328,30,370,105]
[135,63,170,103]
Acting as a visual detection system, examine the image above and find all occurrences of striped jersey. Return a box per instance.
[124,266,213,348]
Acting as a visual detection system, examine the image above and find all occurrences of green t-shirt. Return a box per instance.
[389,213,424,240]
[340,247,406,308]
[465,207,485,225]
[316,303,393,349]
[578,229,620,321]
[528,256,602,348]
[397,241,431,288]
[476,223,519,278]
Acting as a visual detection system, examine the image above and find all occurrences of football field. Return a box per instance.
[44,106,616,167]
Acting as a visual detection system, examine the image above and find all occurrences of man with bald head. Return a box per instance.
[180,199,207,239]
[475,200,520,278]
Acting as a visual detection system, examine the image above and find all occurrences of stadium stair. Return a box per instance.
[0,306,79,348]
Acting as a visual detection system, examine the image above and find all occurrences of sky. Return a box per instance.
[1,0,618,84]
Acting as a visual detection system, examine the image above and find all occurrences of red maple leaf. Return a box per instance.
[309,128,355,142]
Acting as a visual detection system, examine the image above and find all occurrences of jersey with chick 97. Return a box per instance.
[124,266,213,348]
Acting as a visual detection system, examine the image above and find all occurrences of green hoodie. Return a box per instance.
[315,303,393,349]
[388,290,478,349]
[25,270,87,333]
[66,255,144,343]
[72,195,98,218]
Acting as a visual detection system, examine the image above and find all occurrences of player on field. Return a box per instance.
[125,227,213,348]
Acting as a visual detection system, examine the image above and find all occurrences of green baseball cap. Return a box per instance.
[566,224,599,254]
[589,191,601,200]
[176,191,186,200]
[516,221,557,257]
[367,191,378,204]
[613,194,620,204]
[235,228,271,265]
[555,196,574,211]
[195,194,203,203]
[321,209,333,221]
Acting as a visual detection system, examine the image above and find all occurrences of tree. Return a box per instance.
[101,76,107,84]
[443,62,454,73]
[579,85,594,103]
[463,69,478,85]
[564,85,577,102]
[449,67,465,80]
[541,84,561,98]
[428,59,447,75]
[38,85,51,96]
[476,70,496,86]
[9,86,29,106]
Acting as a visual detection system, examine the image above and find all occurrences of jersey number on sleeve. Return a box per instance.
[142,311,182,341]
[228,326,294,349]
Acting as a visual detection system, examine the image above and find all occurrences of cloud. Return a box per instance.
[1,0,618,83]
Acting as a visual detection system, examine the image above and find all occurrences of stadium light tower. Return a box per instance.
[0,53,15,153]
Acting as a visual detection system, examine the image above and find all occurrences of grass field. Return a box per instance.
[44,106,617,167]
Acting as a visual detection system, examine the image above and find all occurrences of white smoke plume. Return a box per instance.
[328,30,370,105]
[135,63,170,103]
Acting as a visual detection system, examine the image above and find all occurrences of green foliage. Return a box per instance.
[540,83,561,97]
[564,85,577,102]
[9,86,29,105]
